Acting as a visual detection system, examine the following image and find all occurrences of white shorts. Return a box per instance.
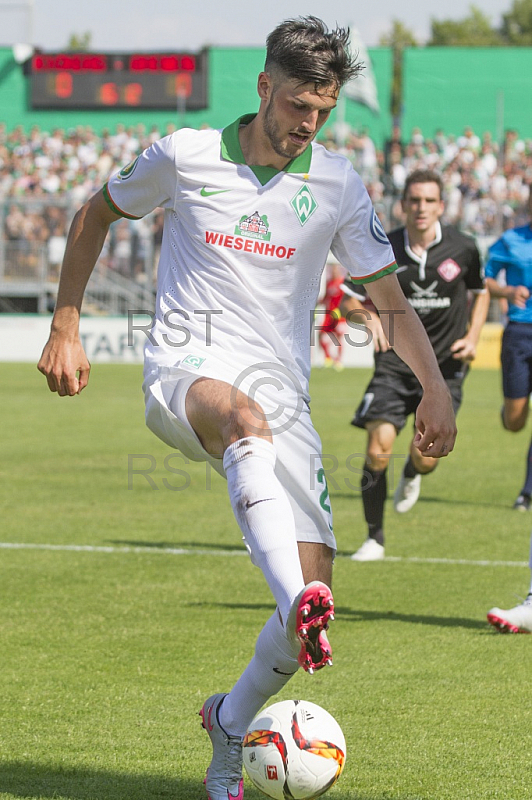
[143,361,336,550]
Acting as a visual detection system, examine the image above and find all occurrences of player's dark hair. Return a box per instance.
[403,169,444,200]
[265,16,362,92]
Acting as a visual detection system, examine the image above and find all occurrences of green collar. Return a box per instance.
[221,113,312,186]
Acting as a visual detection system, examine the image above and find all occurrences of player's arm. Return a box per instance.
[450,290,490,362]
[38,189,122,396]
[485,237,529,309]
[340,277,389,352]
[365,272,457,457]
[486,277,530,309]
[341,295,390,352]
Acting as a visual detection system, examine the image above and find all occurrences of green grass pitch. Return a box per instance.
[1,362,531,800]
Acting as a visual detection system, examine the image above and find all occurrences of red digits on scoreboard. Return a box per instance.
[55,72,73,98]
[123,83,142,105]
[32,51,204,108]
[175,73,192,98]
[129,54,195,71]
[98,82,143,106]
[100,82,119,105]
[160,56,179,71]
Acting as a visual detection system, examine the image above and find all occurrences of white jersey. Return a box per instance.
[105,114,396,404]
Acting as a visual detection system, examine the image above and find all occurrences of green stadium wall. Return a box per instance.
[0,46,392,146]
[3,45,532,148]
[402,47,532,142]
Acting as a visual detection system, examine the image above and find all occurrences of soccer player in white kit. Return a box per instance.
[38,17,457,800]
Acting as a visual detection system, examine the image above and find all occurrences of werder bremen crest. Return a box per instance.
[291,185,318,225]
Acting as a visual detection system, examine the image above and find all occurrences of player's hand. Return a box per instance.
[366,313,390,353]
[413,385,457,458]
[507,285,530,309]
[37,333,91,396]
[450,337,476,362]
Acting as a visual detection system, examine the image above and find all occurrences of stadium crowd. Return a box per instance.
[1,120,531,284]
[320,124,532,236]
[0,121,172,284]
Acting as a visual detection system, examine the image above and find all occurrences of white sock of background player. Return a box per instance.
[528,532,532,598]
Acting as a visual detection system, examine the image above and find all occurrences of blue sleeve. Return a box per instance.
[484,236,509,280]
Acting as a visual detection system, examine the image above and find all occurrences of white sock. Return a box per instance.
[223,436,305,624]
[219,612,299,737]
[528,535,532,596]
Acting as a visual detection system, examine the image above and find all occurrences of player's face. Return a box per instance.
[402,181,444,235]
[260,75,338,161]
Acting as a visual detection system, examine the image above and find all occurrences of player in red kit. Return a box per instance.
[317,263,345,369]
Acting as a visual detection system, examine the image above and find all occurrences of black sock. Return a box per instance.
[361,466,386,545]
[521,440,532,497]
[403,456,419,479]
[368,523,384,546]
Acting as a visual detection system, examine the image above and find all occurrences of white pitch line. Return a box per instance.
[0,541,248,557]
[0,541,528,568]
[384,556,529,568]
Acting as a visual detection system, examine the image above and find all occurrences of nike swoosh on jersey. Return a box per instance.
[200,187,232,197]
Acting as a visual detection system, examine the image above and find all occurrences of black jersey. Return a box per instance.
[345,224,484,374]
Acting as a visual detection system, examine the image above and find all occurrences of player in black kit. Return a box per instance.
[344,169,489,560]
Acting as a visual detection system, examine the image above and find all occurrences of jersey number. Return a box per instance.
[317,467,333,532]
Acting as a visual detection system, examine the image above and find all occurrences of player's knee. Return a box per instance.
[502,400,529,432]
[365,453,389,473]
[504,414,527,432]
[365,422,395,471]
[365,441,392,472]
[417,459,438,475]
[222,397,272,445]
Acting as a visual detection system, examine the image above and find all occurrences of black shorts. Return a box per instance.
[501,322,532,399]
[351,356,468,432]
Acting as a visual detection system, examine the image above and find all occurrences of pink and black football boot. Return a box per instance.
[287,581,335,674]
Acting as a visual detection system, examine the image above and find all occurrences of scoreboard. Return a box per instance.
[29,51,208,110]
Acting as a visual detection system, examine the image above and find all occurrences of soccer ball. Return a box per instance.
[242,699,346,800]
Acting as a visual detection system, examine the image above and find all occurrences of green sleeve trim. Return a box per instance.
[103,183,142,220]
[348,261,398,285]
